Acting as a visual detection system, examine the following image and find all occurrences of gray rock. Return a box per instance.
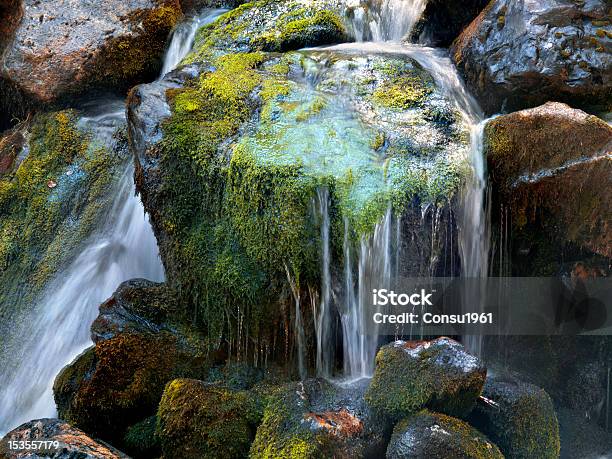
[386,410,503,459]
[452,0,612,114]
[0,418,130,458]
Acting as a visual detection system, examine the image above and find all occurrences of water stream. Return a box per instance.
[308,0,489,377]
[0,8,225,436]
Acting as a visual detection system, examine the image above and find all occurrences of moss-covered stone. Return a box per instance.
[0,111,123,328]
[53,282,210,447]
[365,338,486,421]
[157,378,261,458]
[123,416,161,459]
[468,376,561,459]
[387,409,503,459]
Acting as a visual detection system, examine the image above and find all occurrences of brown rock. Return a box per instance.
[485,102,612,258]
[0,418,129,458]
[1,0,182,105]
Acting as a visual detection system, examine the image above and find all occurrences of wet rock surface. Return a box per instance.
[251,378,390,458]
[386,409,503,459]
[452,0,612,114]
[485,102,612,258]
[468,375,561,459]
[0,418,129,459]
[366,338,487,420]
[157,378,260,459]
[53,281,208,449]
[0,0,182,106]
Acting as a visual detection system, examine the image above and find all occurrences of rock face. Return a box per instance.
[452,0,612,114]
[157,378,260,459]
[386,410,503,459]
[53,280,208,447]
[414,0,489,47]
[469,376,561,459]
[0,418,129,459]
[128,0,470,364]
[485,102,612,258]
[250,378,389,458]
[366,338,487,420]
[0,0,182,106]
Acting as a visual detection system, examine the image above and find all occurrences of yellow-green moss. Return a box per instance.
[372,76,433,110]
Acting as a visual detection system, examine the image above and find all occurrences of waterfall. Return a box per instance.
[340,208,394,379]
[347,0,428,42]
[0,8,226,436]
[315,187,333,377]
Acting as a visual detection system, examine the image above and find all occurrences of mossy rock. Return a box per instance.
[386,409,503,459]
[0,111,124,349]
[124,415,161,459]
[128,38,470,361]
[186,0,348,63]
[365,338,486,421]
[468,376,561,459]
[156,378,261,458]
[53,282,210,447]
[250,378,390,458]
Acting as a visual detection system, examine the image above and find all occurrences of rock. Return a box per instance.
[0,122,27,177]
[250,378,390,458]
[128,1,470,361]
[365,338,486,420]
[157,378,260,459]
[123,416,160,459]
[0,418,129,459]
[413,0,489,47]
[452,0,612,114]
[0,0,22,53]
[0,0,182,107]
[468,376,561,459]
[53,281,208,447]
[485,102,612,258]
[386,410,503,459]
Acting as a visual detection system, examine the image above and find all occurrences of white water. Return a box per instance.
[310,0,490,375]
[0,8,225,436]
[346,0,427,42]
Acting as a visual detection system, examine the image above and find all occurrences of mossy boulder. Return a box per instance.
[128,9,471,361]
[468,376,561,459]
[365,338,486,420]
[485,102,612,259]
[157,378,261,458]
[53,280,209,447]
[251,378,390,458]
[0,418,129,459]
[123,415,161,459]
[0,0,182,107]
[0,111,124,346]
[386,410,503,459]
[452,0,612,114]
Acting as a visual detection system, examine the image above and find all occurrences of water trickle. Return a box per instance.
[0,8,227,436]
[346,0,428,42]
[315,187,334,378]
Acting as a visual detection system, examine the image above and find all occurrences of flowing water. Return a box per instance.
[307,0,490,377]
[0,8,225,436]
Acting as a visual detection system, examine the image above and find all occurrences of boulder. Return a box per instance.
[413,0,489,47]
[386,410,503,459]
[53,280,208,447]
[123,416,160,459]
[485,102,612,258]
[157,378,260,459]
[0,418,129,459]
[0,0,22,53]
[250,378,390,458]
[452,0,612,114]
[468,376,561,459]
[0,0,182,106]
[127,1,470,362]
[366,338,487,420]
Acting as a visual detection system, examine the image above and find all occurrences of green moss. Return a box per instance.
[157,379,260,459]
[0,111,123,312]
[124,416,161,458]
[372,76,433,110]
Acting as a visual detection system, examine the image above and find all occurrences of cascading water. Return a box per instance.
[0,8,225,435]
[308,0,490,377]
[346,0,427,42]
